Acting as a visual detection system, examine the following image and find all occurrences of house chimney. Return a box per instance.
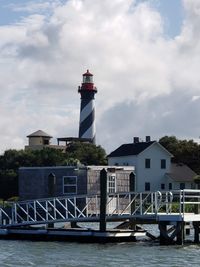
[146,136,151,142]
[133,137,139,143]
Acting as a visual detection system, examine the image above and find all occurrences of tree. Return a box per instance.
[159,136,200,174]
[65,142,107,165]
[31,148,66,166]
[0,143,107,199]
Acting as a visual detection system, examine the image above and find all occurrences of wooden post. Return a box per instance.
[176,222,184,245]
[195,182,200,214]
[48,173,56,196]
[129,172,136,230]
[99,168,107,232]
[193,221,200,243]
[48,173,56,228]
[159,221,185,245]
[159,222,168,245]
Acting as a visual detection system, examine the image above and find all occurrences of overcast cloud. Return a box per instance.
[0,0,200,153]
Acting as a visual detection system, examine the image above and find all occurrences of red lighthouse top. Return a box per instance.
[83,69,93,76]
[78,69,97,93]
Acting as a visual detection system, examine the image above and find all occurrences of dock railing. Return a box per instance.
[1,190,200,227]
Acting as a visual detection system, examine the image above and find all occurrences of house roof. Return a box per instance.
[107,141,156,157]
[166,163,197,182]
[27,130,52,138]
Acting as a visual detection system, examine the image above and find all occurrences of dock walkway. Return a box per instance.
[1,189,200,244]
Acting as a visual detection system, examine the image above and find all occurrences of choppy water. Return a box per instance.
[0,223,200,267]
[1,239,200,267]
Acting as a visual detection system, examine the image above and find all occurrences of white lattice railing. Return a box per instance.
[1,190,200,227]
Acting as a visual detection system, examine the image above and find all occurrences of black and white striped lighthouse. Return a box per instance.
[78,70,97,144]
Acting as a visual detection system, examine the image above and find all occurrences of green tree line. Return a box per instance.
[0,142,107,200]
[1,136,200,200]
[159,136,200,174]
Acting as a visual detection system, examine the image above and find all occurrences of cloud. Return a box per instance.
[0,0,200,153]
[191,96,200,102]
[99,90,200,152]
[7,0,62,13]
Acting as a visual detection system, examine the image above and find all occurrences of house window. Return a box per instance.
[180,183,185,190]
[161,159,166,169]
[107,175,116,193]
[63,176,77,194]
[169,183,172,190]
[145,182,150,191]
[161,183,165,190]
[145,158,151,168]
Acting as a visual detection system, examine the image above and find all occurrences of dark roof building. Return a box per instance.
[107,141,156,157]
[108,136,174,192]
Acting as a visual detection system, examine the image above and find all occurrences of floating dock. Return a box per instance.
[1,168,200,245]
[0,227,145,242]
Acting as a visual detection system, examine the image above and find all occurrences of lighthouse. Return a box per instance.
[78,70,97,144]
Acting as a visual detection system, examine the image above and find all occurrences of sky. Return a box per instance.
[0,0,200,154]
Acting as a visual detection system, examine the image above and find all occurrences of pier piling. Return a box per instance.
[99,168,107,232]
[193,221,200,243]
[129,172,136,230]
[159,221,184,245]
[47,173,56,228]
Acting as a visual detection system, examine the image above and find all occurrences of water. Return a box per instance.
[0,239,200,267]
[0,223,199,267]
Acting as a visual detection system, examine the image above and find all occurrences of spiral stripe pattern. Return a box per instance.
[79,98,96,144]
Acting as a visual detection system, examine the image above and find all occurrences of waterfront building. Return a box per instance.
[107,136,196,191]
[19,165,134,201]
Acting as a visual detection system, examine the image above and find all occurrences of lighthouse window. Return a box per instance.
[83,76,93,83]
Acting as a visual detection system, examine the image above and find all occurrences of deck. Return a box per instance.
[1,189,200,244]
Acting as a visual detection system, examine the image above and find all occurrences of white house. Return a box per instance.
[108,136,173,192]
[107,136,197,192]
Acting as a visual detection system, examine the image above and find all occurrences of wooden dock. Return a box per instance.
[1,170,200,244]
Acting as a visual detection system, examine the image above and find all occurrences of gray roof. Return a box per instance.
[27,130,52,138]
[166,163,197,182]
